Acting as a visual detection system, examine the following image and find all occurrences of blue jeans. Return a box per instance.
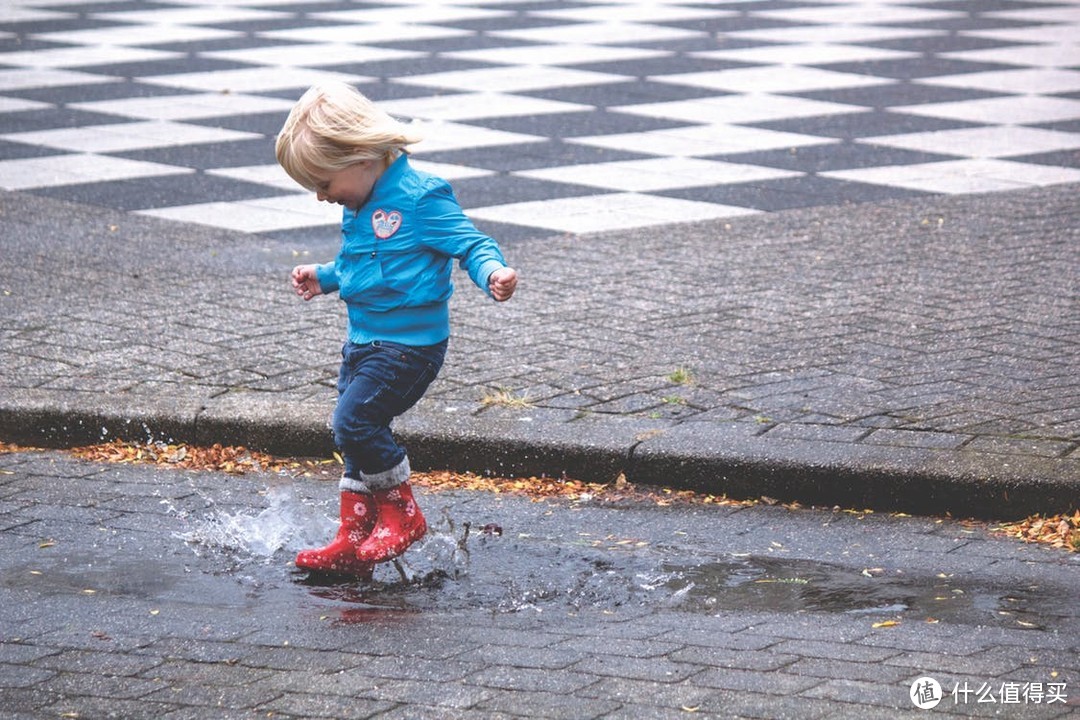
[332,339,447,488]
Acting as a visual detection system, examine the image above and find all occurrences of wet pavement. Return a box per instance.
[1,449,1077,719]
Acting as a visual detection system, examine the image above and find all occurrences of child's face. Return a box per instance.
[312,160,380,211]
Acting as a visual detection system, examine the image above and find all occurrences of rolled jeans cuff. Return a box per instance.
[341,455,410,494]
[339,475,372,494]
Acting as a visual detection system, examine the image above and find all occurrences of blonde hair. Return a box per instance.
[275,82,422,191]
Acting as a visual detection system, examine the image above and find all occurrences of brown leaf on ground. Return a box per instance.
[994,511,1080,552]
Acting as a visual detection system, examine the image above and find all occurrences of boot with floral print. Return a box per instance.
[295,490,376,579]
[354,482,427,564]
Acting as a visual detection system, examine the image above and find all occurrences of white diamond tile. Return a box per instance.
[469,193,758,234]
[862,126,1080,158]
[138,194,341,233]
[31,24,242,47]
[616,94,868,125]
[1,121,262,153]
[0,7,73,22]
[695,43,919,66]
[940,44,1080,69]
[532,4,729,22]
[727,25,944,44]
[965,25,1080,45]
[396,66,627,93]
[261,23,471,45]
[489,21,705,46]
[0,153,192,190]
[755,5,962,24]
[895,96,1080,126]
[90,7,288,24]
[408,160,495,181]
[656,67,890,94]
[380,93,590,122]
[310,6,511,23]
[206,164,299,191]
[409,121,543,153]
[917,69,1080,95]
[203,44,423,68]
[0,46,183,69]
[0,68,118,91]
[570,124,835,157]
[443,44,672,67]
[822,159,1080,194]
[142,67,373,93]
[71,93,296,121]
[517,157,800,192]
[0,97,51,113]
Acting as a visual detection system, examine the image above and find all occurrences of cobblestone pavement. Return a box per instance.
[1,181,1077,518]
[1,1,1079,517]
[1,450,1078,719]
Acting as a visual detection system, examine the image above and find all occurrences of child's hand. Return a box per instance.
[292,264,323,301]
[489,267,517,302]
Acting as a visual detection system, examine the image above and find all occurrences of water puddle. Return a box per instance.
[12,484,1066,632]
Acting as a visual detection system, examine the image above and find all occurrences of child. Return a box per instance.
[276,82,518,578]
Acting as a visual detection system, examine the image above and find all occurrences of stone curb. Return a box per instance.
[2,388,1076,521]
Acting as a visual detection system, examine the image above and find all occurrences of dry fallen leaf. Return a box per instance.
[872,620,900,628]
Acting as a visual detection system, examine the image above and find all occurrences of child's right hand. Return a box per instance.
[292,264,323,301]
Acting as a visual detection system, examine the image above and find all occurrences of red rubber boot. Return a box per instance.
[295,491,376,578]
[354,482,427,564]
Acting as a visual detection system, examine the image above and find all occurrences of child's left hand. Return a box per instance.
[489,267,518,302]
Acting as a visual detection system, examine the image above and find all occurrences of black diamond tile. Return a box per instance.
[462,110,691,138]
[745,110,980,139]
[0,141,68,161]
[368,35,537,54]
[110,137,275,169]
[1030,119,1080,134]
[660,175,931,211]
[1005,148,1080,168]
[567,55,754,77]
[792,83,1007,108]
[188,111,290,135]
[1,81,200,104]
[141,29,326,54]
[816,57,1025,80]
[0,38,70,53]
[26,173,290,211]
[657,16,804,33]
[0,19,114,36]
[524,80,720,108]
[426,16,581,33]
[449,174,600,208]
[318,57,498,79]
[417,139,651,172]
[77,56,253,79]
[882,16,1056,33]
[711,142,958,172]
[909,0,1068,11]
[469,217,556,243]
[0,107,133,134]
[857,35,1033,54]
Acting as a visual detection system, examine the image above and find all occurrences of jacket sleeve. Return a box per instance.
[417,183,506,296]
[315,261,340,295]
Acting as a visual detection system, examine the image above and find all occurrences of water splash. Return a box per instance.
[177,485,333,561]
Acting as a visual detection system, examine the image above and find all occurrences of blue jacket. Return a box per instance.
[315,155,507,346]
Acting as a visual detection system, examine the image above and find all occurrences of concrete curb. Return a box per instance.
[2,388,1076,520]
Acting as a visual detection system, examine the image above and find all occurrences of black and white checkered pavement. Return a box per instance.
[2,0,1079,242]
